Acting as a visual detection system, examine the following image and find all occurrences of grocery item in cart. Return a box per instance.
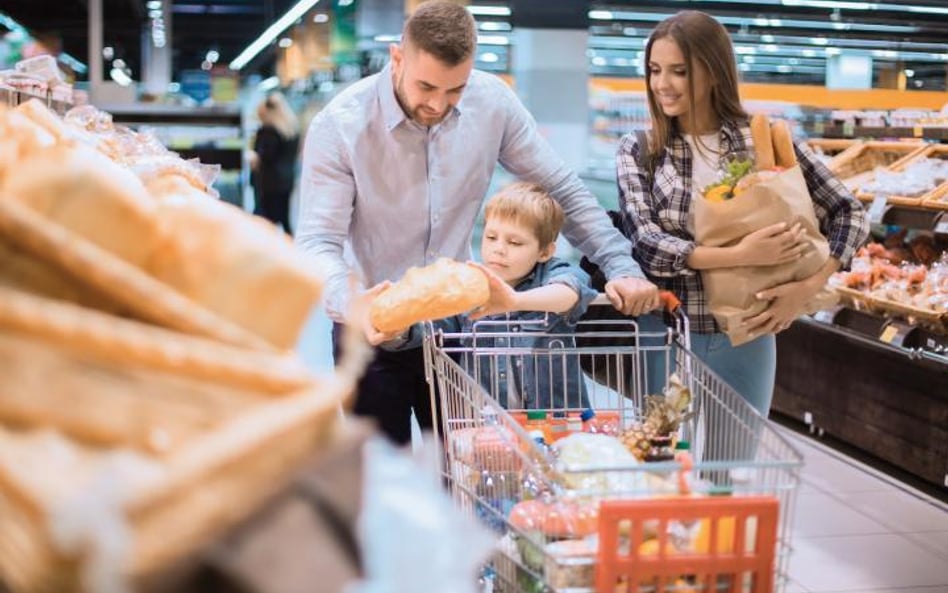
[369,257,490,333]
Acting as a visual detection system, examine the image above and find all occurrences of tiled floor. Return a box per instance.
[780,427,948,593]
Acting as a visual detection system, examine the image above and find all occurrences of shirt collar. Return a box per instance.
[378,63,407,132]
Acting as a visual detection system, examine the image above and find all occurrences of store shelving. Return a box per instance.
[98,103,246,208]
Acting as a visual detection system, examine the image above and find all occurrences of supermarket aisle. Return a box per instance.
[779,426,948,593]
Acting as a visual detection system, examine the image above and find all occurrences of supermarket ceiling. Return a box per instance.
[0,0,946,87]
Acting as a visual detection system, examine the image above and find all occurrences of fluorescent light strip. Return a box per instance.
[467,6,511,16]
[229,0,319,70]
[782,1,878,9]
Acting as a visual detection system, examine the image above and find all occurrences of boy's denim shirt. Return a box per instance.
[390,257,598,410]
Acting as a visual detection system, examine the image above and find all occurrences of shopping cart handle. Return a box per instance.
[590,290,680,313]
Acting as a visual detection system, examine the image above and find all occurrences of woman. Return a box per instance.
[618,10,869,416]
[252,92,299,234]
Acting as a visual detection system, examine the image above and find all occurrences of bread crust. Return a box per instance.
[770,119,798,168]
[370,259,490,333]
[750,114,776,170]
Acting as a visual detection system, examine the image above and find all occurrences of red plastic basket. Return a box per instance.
[597,496,781,593]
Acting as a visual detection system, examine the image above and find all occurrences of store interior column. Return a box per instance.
[509,0,590,173]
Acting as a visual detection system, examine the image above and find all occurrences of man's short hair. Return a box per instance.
[403,1,477,65]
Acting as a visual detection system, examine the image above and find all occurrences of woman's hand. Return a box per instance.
[735,222,808,267]
[468,263,519,320]
[741,275,822,336]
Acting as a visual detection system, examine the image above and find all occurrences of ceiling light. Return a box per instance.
[589,10,614,20]
[466,6,511,16]
[146,0,161,9]
[201,60,213,70]
[278,37,293,48]
[313,13,329,23]
[904,69,914,77]
[206,50,219,63]
[103,46,114,59]
[373,34,400,43]
[477,35,509,46]
[229,0,320,70]
[782,1,877,9]
[479,22,511,31]
[110,67,132,86]
[258,76,280,91]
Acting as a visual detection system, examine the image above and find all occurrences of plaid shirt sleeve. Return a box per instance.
[616,133,697,278]
[795,141,871,269]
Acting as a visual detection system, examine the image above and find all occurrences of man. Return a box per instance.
[296,1,659,444]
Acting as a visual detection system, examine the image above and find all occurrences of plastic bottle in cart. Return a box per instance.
[524,410,553,444]
[580,408,618,436]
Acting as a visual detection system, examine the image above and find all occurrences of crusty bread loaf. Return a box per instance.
[750,114,776,170]
[770,119,798,168]
[1,143,164,269]
[370,258,490,334]
[0,285,314,395]
[145,178,323,349]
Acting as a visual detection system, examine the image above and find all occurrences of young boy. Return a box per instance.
[381,182,598,410]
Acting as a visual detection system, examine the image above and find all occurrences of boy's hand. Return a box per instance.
[605,277,661,317]
[358,281,406,345]
[468,262,518,320]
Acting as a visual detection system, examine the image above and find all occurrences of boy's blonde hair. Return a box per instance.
[483,182,564,248]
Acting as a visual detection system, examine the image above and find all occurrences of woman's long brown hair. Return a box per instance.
[642,11,747,172]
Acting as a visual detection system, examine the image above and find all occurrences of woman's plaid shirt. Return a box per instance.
[616,120,870,334]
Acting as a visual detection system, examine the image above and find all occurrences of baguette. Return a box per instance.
[370,258,490,334]
[770,119,798,168]
[750,114,776,170]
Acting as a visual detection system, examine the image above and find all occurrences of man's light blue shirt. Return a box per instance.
[296,64,644,322]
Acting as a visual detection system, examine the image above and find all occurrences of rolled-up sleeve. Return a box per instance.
[495,84,645,282]
[543,259,599,325]
[616,134,697,279]
[294,111,359,322]
[795,141,870,269]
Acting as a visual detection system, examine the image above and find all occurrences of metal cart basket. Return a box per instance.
[423,295,803,593]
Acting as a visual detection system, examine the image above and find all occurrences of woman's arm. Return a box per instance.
[687,222,809,269]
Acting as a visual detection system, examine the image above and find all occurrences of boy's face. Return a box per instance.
[481,217,555,286]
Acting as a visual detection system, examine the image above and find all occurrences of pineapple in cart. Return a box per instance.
[620,374,694,461]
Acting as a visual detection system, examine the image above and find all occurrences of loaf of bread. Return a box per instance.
[1,143,165,269]
[145,177,323,349]
[770,119,798,168]
[750,114,776,170]
[370,258,490,334]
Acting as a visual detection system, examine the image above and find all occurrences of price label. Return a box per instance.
[842,121,855,137]
[880,325,898,344]
[913,125,924,138]
[867,194,888,225]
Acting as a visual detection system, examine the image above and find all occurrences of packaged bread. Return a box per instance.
[369,258,490,334]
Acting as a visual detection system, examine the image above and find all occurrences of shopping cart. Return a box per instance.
[423,294,803,593]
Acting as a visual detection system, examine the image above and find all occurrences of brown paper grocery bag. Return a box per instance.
[693,165,838,346]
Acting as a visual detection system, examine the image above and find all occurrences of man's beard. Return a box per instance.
[394,72,448,127]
